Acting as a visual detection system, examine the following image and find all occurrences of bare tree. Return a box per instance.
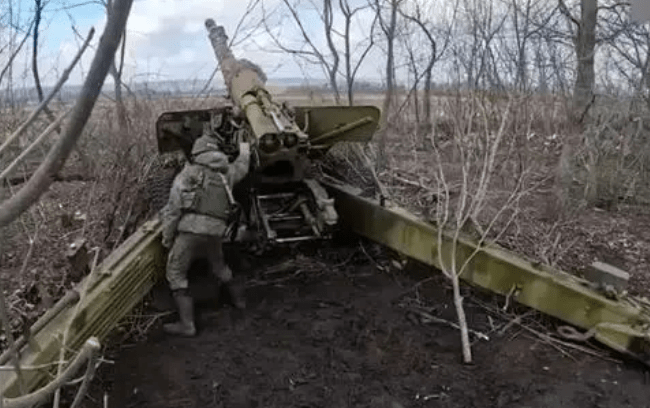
[558,0,597,118]
[339,0,376,105]
[31,0,45,103]
[262,0,342,103]
[599,1,650,108]
[261,0,376,105]
[430,94,529,364]
[400,0,456,127]
[451,0,509,90]
[0,0,134,228]
[88,0,129,132]
[0,20,34,90]
[372,0,404,170]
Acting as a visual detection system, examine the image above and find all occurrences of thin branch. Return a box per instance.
[0,109,73,182]
[69,349,100,408]
[558,0,579,27]
[0,19,36,88]
[229,0,262,47]
[1,338,101,408]
[32,0,46,103]
[0,29,94,158]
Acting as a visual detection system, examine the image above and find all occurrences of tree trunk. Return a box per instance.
[452,275,472,363]
[323,0,341,104]
[107,0,129,133]
[377,0,399,171]
[109,62,128,133]
[32,0,44,102]
[343,11,354,106]
[572,0,597,118]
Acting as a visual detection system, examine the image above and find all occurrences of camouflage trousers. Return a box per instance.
[166,231,233,291]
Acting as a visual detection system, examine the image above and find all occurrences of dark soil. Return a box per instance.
[77,247,650,408]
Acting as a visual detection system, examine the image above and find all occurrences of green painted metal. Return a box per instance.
[0,219,165,397]
[324,182,650,363]
[202,19,380,182]
[292,106,381,147]
[5,181,650,397]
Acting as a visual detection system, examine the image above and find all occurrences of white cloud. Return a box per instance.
[34,0,380,88]
[120,0,276,83]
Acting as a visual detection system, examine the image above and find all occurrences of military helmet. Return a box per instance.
[191,134,223,158]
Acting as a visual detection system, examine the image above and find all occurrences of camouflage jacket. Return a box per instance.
[161,144,250,247]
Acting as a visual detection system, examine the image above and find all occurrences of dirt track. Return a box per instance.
[76,243,650,408]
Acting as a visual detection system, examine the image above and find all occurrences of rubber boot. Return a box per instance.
[163,289,196,336]
[223,280,246,309]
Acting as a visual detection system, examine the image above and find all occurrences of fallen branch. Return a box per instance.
[408,309,490,341]
[0,290,80,366]
[473,298,620,364]
[2,173,97,187]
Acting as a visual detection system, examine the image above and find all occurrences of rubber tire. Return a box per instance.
[145,166,177,213]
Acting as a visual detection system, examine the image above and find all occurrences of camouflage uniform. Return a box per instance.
[160,134,250,336]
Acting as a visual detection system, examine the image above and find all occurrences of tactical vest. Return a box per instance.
[180,165,230,221]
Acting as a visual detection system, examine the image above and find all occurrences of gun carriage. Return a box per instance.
[155,19,380,246]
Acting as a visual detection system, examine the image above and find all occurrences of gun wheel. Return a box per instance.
[145,166,178,213]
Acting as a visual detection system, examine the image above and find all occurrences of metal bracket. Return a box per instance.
[323,181,650,365]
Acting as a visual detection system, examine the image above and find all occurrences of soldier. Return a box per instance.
[160,130,250,337]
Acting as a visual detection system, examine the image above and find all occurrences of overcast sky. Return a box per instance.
[1,0,382,88]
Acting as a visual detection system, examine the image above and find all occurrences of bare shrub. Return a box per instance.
[341,91,535,363]
[563,99,650,209]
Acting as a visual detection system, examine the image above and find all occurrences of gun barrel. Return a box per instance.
[204,19,309,183]
[204,19,267,109]
[205,19,239,90]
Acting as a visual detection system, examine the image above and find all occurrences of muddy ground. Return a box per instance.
[73,243,650,408]
[4,94,650,408]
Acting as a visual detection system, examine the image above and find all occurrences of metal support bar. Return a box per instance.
[0,219,165,397]
[6,180,650,399]
[324,182,650,363]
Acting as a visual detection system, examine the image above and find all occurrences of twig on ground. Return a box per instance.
[358,242,382,269]
[246,270,306,287]
[473,298,620,364]
[407,308,490,341]
[502,285,518,312]
[497,310,536,336]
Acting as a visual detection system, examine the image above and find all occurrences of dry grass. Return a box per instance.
[340,90,650,295]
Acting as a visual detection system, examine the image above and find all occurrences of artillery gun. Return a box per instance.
[10,13,650,403]
[154,18,380,246]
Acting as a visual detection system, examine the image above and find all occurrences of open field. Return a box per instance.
[2,90,650,407]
